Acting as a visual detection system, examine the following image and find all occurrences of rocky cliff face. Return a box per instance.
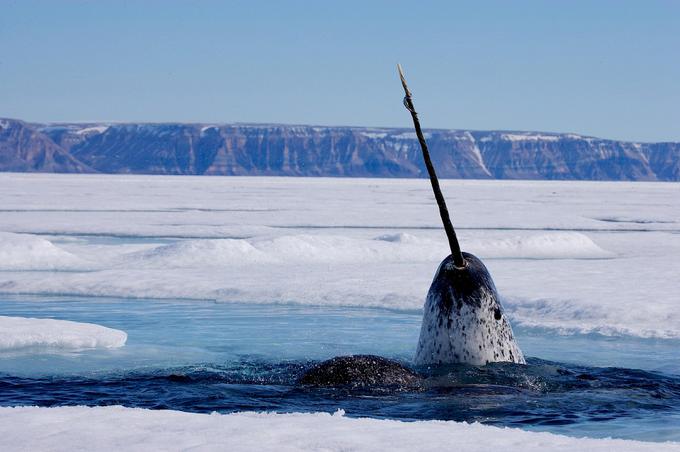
[0,119,91,173]
[0,118,678,180]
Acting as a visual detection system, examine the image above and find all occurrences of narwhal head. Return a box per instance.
[396,64,525,367]
[414,251,525,366]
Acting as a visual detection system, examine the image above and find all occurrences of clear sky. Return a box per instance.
[1,0,678,142]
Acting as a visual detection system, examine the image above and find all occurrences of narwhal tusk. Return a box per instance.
[397,64,466,268]
[397,63,412,98]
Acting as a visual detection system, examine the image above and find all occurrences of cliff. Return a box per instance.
[0,118,677,180]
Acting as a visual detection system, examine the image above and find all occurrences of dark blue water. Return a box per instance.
[1,295,680,442]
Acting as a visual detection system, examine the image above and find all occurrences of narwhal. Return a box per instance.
[299,65,524,387]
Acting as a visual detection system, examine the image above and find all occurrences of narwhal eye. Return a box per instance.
[494,308,502,320]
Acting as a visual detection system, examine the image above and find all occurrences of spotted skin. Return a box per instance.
[415,252,525,366]
[298,355,421,388]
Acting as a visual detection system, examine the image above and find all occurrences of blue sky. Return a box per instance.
[1,0,678,142]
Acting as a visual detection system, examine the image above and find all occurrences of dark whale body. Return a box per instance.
[298,355,421,388]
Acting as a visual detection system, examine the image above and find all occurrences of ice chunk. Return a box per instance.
[0,316,127,351]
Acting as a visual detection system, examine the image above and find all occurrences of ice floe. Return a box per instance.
[0,316,127,352]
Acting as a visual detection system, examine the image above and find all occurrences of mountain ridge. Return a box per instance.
[1,117,678,181]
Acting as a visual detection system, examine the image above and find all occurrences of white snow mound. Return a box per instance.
[0,316,127,351]
[0,406,677,452]
[122,234,441,267]
[122,238,274,268]
[0,232,86,270]
[467,232,610,259]
[121,232,606,269]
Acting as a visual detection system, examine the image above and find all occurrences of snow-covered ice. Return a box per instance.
[0,173,678,338]
[0,232,86,271]
[0,406,678,452]
[118,231,607,269]
[0,316,126,351]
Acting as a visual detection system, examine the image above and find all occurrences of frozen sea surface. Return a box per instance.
[0,174,677,338]
[0,174,679,444]
[2,406,680,452]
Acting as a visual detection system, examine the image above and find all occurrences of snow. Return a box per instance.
[394,131,431,140]
[0,316,126,351]
[471,232,610,259]
[74,125,109,135]
[361,131,388,139]
[501,133,561,142]
[120,232,608,269]
[466,131,493,176]
[0,406,677,452]
[0,232,86,270]
[0,174,678,339]
[200,125,219,134]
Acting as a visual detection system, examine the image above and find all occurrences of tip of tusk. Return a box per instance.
[396,63,410,95]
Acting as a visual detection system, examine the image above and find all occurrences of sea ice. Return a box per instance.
[0,232,86,271]
[0,406,677,452]
[0,174,678,339]
[0,316,127,351]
